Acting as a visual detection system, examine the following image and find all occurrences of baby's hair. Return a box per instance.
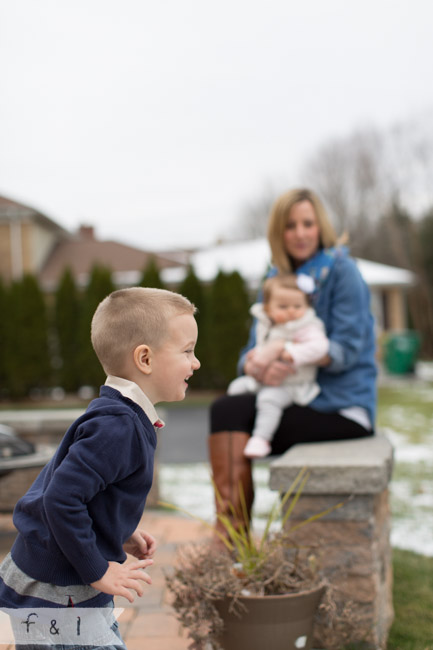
[262,274,309,304]
[91,287,196,375]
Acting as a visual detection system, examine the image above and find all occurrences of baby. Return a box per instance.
[228,274,329,458]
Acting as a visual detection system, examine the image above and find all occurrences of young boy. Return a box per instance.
[0,287,200,648]
[228,274,328,458]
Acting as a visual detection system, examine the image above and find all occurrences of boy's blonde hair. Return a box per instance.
[262,274,308,305]
[267,188,338,273]
[91,287,196,375]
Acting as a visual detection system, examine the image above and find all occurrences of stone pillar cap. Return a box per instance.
[269,434,394,494]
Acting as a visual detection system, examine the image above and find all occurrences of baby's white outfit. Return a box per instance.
[228,303,329,455]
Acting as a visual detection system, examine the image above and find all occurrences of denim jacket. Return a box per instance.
[238,249,377,427]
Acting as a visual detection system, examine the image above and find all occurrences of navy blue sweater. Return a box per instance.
[11,387,156,587]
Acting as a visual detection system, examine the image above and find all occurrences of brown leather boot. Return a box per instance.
[208,431,254,538]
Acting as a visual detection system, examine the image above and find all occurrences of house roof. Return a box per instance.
[0,195,68,235]
[39,226,185,291]
[161,238,416,289]
[1,191,416,293]
[354,258,415,288]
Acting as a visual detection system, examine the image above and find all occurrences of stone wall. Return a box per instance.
[0,466,42,513]
[0,408,162,511]
[269,436,394,650]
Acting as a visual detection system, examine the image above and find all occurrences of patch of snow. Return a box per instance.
[391,519,433,556]
[382,427,433,463]
[159,456,433,556]
[416,361,433,382]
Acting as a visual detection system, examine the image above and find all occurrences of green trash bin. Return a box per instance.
[383,330,421,374]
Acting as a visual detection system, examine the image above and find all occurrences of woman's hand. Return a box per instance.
[316,353,331,367]
[261,359,296,386]
[244,340,286,381]
[123,529,157,560]
[245,341,296,386]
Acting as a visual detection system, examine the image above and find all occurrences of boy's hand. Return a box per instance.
[123,529,157,559]
[90,559,153,603]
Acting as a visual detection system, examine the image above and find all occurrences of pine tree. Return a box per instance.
[77,266,115,389]
[0,279,7,396]
[4,274,51,398]
[178,265,211,388]
[54,268,82,392]
[207,271,251,389]
[408,210,433,357]
[139,257,165,289]
[418,210,433,289]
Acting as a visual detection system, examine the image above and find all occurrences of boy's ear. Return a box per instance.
[134,344,153,375]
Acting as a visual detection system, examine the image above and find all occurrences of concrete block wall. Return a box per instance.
[269,436,394,650]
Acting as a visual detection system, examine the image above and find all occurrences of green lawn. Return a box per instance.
[379,382,433,650]
[388,549,433,650]
[377,383,433,444]
[377,383,433,560]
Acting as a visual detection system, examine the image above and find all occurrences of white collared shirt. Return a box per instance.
[104,375,165,430]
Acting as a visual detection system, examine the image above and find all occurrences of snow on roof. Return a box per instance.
[354,258,415,287]
[162,239,271,287]
[161,238,416,289]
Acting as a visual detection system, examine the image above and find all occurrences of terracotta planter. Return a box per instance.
[214,584,325,650]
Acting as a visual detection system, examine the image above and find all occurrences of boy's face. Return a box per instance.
[148,313,200,403]
[265,286,308,324]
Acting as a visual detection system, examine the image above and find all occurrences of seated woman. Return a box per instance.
[209,188,377,535]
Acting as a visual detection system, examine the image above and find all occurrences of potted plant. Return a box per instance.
[163,467,349,650]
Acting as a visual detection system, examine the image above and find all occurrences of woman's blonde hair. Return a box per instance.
[267,188,338,272]
[91,287,196,375]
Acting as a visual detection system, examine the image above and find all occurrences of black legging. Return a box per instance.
[210,393,373,456]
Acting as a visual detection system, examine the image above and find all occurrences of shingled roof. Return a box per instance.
[39,225,186,291]
[0,195,68,235]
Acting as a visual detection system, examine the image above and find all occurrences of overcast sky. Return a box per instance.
[1,0,433,250]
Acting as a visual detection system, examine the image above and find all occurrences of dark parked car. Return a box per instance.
[0,424,54,477]
[0,424,35,460]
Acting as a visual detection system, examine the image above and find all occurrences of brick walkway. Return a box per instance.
[0,509,212,650]
[114,510,211,649]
